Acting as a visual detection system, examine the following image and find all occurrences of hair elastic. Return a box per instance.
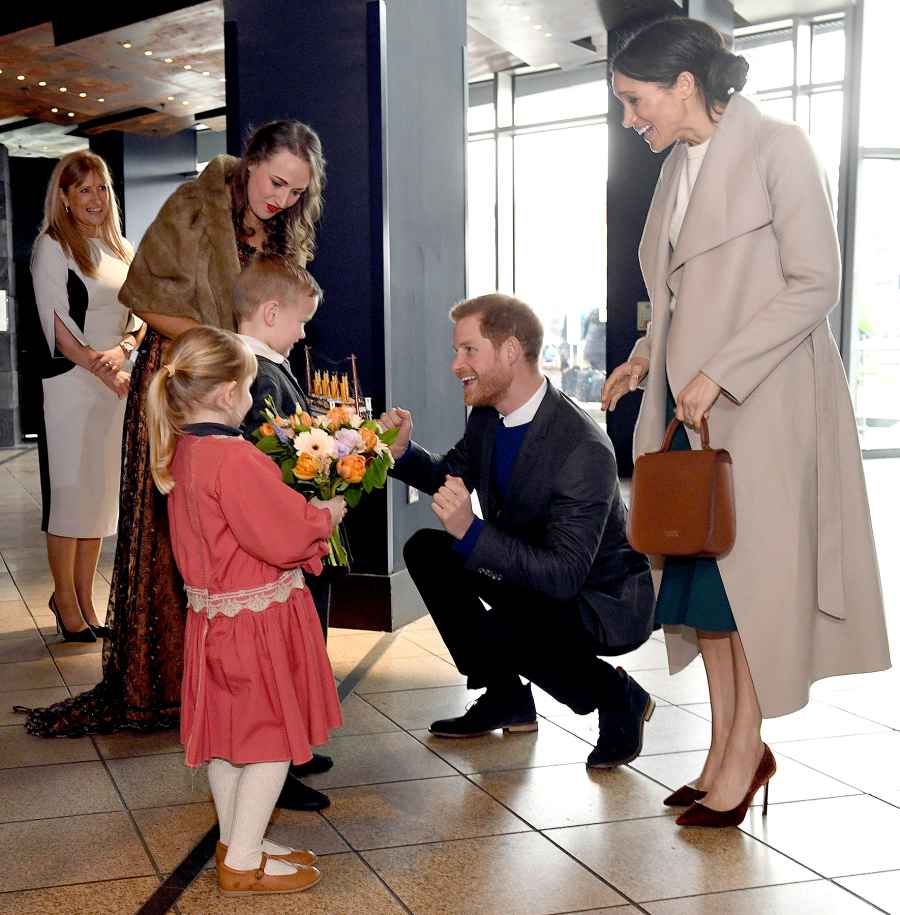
[163,363,176,378]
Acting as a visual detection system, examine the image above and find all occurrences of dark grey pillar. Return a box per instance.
[90,130,198,246]
[0,145,20,447]
[225,0,467,629]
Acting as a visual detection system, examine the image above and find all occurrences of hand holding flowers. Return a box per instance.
[253,399,398,567]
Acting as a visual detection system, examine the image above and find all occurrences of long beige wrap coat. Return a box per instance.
[630,93,891,717]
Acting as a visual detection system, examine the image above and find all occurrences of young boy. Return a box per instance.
[233,253,322,438]
[232,253,334,813]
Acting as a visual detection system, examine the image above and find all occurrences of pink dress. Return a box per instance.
[167,429,342,768]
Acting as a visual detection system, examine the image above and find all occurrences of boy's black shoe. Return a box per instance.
[276,774,330,811]
[289,753,334,777]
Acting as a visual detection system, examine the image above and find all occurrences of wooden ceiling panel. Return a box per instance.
[0,1,225,144]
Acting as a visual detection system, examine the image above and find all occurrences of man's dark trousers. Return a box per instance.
[404,528,625,716]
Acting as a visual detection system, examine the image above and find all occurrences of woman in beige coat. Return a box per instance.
[603,17,890,828]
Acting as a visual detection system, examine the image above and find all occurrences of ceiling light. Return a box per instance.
[67,112,75,117]
[194,123,210,131]
[164,57,174,63]
[122,41,132,49]
[183,64,192,70]
[59,86,67,92]
[167,96,175,101]
[98,98,105,102]
[17,75,26,81]
[202,71,210,76]
[38,80,47,86]
[144,50,153,56]
[51,107,59,113]
[219,76,226,82]
[533,24,543,30]
[182,100,189,106]
[545,33,552,38]
[79,92,87,98]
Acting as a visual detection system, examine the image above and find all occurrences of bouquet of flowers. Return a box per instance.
[253,398,398,567]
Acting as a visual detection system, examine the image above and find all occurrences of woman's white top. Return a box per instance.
[669,137,711,250]
[31,234,139,358]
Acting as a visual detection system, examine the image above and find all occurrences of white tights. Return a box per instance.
[207,758,296,875]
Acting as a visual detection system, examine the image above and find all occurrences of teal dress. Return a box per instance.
[653,389,737,632]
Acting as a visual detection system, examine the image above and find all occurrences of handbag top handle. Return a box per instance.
[659,416,711,452]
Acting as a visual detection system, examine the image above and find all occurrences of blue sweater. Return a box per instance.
[453,420,530,558]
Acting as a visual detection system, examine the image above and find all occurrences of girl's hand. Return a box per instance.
[311,496,348,529]
[675,373,721,430]
[601,358,649,411]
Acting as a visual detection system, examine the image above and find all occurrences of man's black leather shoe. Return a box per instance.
[290,753,334,777]
[587,667,655,768]
[276,772,331,811]
[429,682,538,738]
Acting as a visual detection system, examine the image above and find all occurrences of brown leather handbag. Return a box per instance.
[627,417,736,558]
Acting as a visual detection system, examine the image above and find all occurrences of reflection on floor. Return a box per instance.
[1,447,898,914]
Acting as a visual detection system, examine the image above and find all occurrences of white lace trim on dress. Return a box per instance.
[185,567,305,619]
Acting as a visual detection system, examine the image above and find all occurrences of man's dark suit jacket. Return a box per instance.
[392,382,655,654]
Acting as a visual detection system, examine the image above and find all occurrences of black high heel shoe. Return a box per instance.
[48,594,96,643]
[87,623,112,640]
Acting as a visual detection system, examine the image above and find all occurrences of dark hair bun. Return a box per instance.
[708,50,749,97]
[612,18,751,115]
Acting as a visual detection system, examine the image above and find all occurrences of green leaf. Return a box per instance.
[345,487,362,509]
[256,436,283,455]
[280,458,295,485]
[380,427,399,446]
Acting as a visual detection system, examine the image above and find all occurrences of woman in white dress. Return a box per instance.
[31,151,145,642]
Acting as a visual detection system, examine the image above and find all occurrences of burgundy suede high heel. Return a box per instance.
[676,744,776,828]
[663,784,707,807]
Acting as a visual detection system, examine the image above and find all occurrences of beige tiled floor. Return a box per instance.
[0,446,898,914]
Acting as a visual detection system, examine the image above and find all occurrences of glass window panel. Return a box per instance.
[513,124,608,415]
[811,22,845,85]
[756,94,794,122]
[466,139,497,297]
[737,33,794,94]
[468,103,496,134]
[850,158,900,450]
[809,90,843,210]
[515,79,607,126]
[860,0,900,148]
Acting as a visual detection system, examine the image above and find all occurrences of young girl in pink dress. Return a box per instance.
[145,326,344,897]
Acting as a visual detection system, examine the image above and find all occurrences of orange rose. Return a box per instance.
[326,406,351,430]
[293,453,319,480]
[359,427,378,452]
[274,415,292,428]
[258,422,275,438]
[337,454,366,484]
[299,411,313,428]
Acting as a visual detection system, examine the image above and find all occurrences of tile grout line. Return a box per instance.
[349,685,660,913]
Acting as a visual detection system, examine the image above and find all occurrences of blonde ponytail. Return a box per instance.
[145,327,257,494]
